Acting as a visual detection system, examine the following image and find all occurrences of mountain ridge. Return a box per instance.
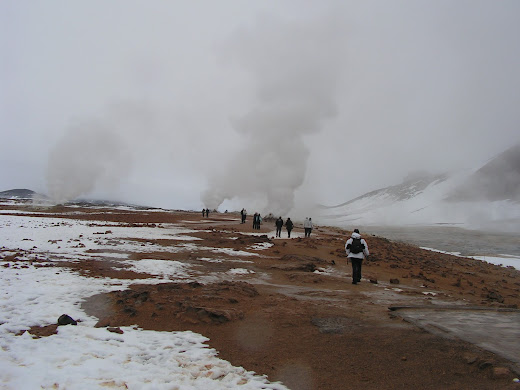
[319,144,520,232]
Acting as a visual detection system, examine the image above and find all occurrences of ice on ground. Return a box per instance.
[267,230,305,239]
[121,259,192,279]
[468,255,520,270]
[0,214,288,389]
[248,242,274,250]
[228,268,255,275]
[0,215,200,261]
[421,246,520,271]
[2,323,288,389]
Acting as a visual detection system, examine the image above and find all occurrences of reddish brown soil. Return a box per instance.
[4,205,520,389]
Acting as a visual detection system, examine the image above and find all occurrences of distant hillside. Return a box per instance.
[0,189,38,199]
[447,143,520,202]
[319,144,520,232]
[324,173,449,209]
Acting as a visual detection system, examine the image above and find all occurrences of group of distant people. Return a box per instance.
[274,216,311,238]
[205,207,370,285]
[240,209,261,229]
[239,209,312,238]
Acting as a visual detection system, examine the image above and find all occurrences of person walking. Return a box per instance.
[202,209,206,217]
[285,218,294,238]
[252,213,258,229]
[206,209,210,218]
[345,229,369,284]
[275,216,283,237]
[240,209,245,223]
[304,217,313,237]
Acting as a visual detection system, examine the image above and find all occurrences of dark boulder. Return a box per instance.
[57,314,77,326]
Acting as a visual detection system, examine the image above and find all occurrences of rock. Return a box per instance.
[390,279,400,284]
[478,361,493,370]
[487,291,504,303]
[463,353,478,365]
[95,318,111,328]
[57,314,77,326]
[107,327,124,334]
[492,367,510,378]
[369,278,378,284]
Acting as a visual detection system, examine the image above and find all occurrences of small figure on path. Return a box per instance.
[205,209,210,218]
[345,228,369,284]
[202,209,206,217]
[304,217,313,237]
[252,213,262,230]
[285,218,294,238]
[240,209,245,224]
[275,216,283,237]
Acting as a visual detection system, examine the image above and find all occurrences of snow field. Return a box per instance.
[0,214,288,389]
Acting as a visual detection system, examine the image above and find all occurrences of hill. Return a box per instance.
[319,144,520,231]
[0,189,38,199]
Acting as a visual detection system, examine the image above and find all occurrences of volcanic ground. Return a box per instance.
[2,202,520,389]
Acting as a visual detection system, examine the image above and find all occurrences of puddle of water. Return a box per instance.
[393,307,520,372]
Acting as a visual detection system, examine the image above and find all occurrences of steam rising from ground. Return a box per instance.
[202,15,344,216]
[46,103,156,204]
[46,121,130,203]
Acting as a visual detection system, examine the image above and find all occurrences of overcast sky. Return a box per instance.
[1,1,519,213]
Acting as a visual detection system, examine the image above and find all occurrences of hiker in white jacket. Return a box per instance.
[345,229,369,284]
[304,217,313,237]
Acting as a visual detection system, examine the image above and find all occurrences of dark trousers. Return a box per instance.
[276,227,282,237]
[287,229,292,238]
[304,228,312,237]
[351,258,363,283]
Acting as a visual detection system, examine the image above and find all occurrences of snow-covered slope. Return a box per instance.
[320,145,520,232]
[0,189,38,199]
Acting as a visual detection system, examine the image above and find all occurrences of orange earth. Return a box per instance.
[4,204,520,389]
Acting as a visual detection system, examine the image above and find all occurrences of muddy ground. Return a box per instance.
[6,205,520,389]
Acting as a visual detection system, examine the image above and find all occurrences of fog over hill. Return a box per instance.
[447,143,520,202]
[320,144,520,233]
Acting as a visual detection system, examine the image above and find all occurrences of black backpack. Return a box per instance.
[348,238,365,254]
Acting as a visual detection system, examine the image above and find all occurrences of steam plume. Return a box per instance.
[202,15,344,215]
[46,103,154,204]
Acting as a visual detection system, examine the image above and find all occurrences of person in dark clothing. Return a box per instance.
[205,209,210,218]
[275,217,283,237]
[285,218,294,238]
[252,213,257,229]
[240,209,245,223]
[304,217,313,237]
[345,228,369,284]
[202,209,206,217]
